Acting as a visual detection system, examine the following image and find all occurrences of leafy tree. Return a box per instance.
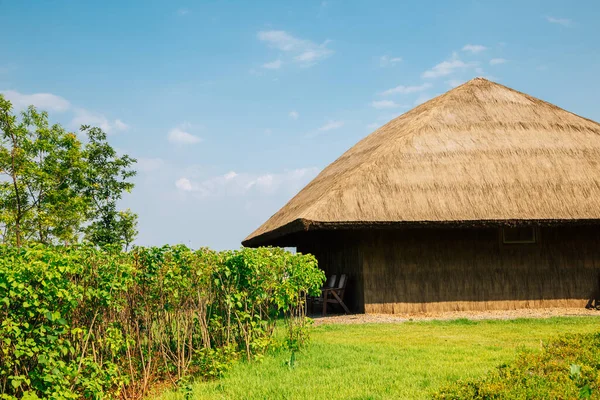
[0,94,138,248]
[81,126,137,247]
[0,98,86,246]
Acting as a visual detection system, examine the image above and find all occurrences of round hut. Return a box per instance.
[243,78,600,314]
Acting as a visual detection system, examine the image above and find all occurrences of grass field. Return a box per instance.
[155,316,600,400]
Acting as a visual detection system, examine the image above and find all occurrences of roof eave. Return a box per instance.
[242,218,600,247]
[242,218,312,247]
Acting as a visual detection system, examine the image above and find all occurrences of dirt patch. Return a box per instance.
[311,308,600,326]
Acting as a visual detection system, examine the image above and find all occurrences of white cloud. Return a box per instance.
[257,30,333,67]
[462,44,487,53]
[295,51,319,63]
[289,110,299,119]
[224,171,238,180]
[177,8,189,16]
[70,108,129,133]
[1,90,70,112]
[379,55,402,67]
[380,82,432,96]
[137,157,165,173]
[168,125,202,144]
[371,100,405,109]
[175,177,194,192]
[257,30,307,51]
[489,58,507,65]
[318,120,344,132]
[262,59,282,70]
[2,89,129,133]
[366,122,380,130]
[176,168,319,198]
[114,119,129,131]
[546,16,572,26]
[423,53,477,79]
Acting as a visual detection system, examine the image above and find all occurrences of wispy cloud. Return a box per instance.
[1,90,70,112]
[289,110,299,120]
[257,30,306,51]
[114,119,129,131]
[2,89,130,133]
[294,48,331,64]
[71,108,129,133]
[262,59,282,70]
[257,30,333,68]
[423,53,477,79]
[371,100,406,109]
[379,55,402,67]
[175,168,319,198]
[380,82,432,96]
[317,120,344,132]
[168,123,202,144]
[175,177,194,192]
[366,122,380,130]
[489,58,507,65]
[462,44,487,53]
[177,8,189,16]
[546,16,572,26]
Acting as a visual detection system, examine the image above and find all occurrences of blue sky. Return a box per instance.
[1,0,599,249]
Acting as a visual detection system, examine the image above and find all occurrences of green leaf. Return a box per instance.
[580,384,592,399]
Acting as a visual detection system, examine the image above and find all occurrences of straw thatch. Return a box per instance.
[243,78,600,247]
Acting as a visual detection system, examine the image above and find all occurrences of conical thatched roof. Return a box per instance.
[243,78,600,247]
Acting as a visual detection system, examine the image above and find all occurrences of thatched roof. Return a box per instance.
[243,78,600,247]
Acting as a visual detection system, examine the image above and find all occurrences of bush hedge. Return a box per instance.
[0,244,324,399]
[434,333,600,399]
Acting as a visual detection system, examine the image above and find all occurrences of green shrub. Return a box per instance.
[433,333,600,399]
[0,244,324,399]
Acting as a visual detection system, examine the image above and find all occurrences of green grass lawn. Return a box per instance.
[155,316,600,400]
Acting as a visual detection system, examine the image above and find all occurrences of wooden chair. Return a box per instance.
[322,274,350,316]
[309,274,337,314]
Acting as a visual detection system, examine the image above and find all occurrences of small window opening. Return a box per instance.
[502,227,537,244]
[284,247,297,254]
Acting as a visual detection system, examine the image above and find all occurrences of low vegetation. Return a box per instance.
[434,332,600,399]
[154,317,600,400]
[0,245,325,399]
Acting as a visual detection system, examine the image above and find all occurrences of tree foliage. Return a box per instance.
[0,95,137,248]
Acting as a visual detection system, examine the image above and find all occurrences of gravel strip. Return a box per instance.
[311,308,600,326]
